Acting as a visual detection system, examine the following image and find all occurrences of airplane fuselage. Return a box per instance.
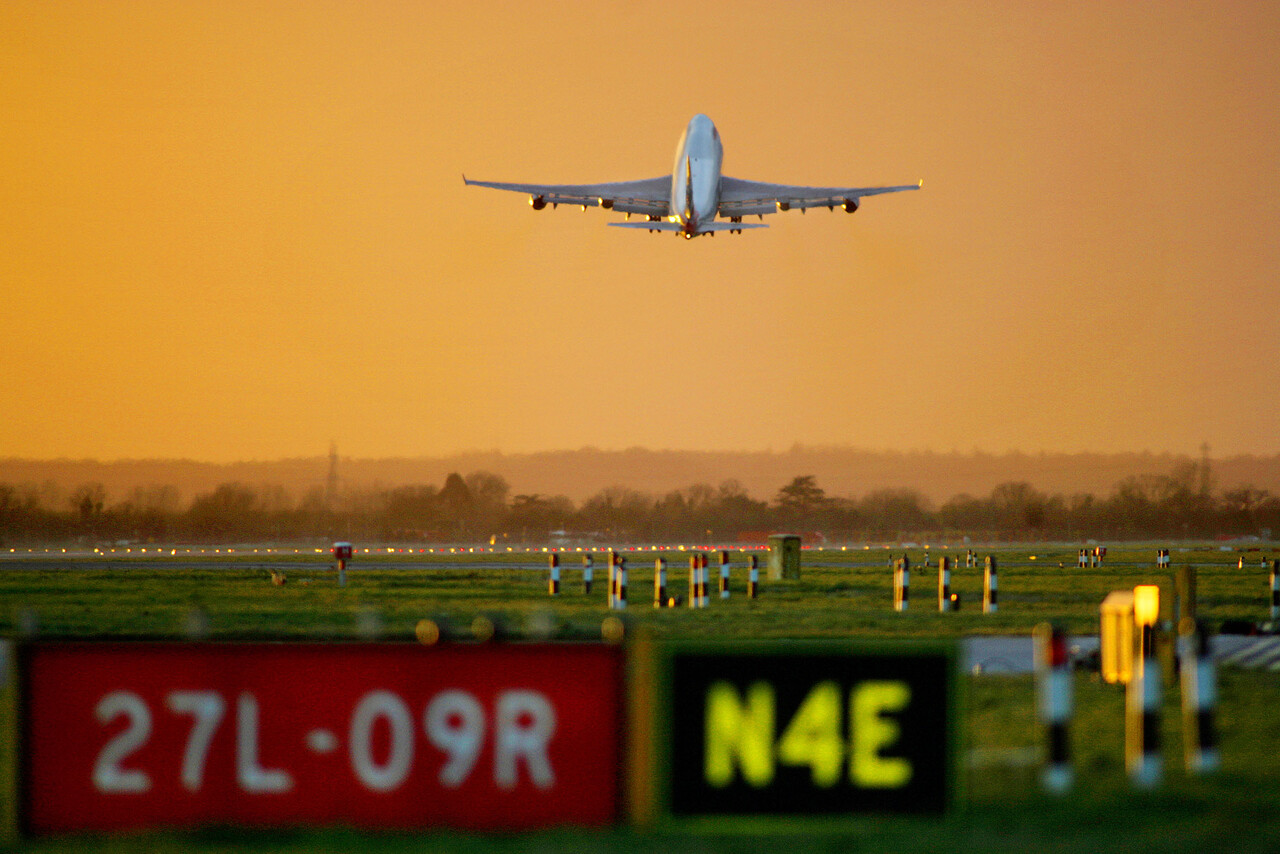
[669,114,723,238]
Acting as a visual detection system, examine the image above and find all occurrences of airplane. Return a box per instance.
[464,114,920,239]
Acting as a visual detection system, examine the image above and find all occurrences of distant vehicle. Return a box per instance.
[464,114,920,239]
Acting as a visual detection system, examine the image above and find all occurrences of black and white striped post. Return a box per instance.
[966,549,975,569]
[615,557,628,610]
[1127,595,1162,789]
[747,553,759,599]
[583,553,594,595]
[689,555,699,609]
[604,550,614,612]
[614,550,624,612]
[548,552,560,596]
[983,555,998,614]
[719,550,730,600]
[1034,622,1073,794]
[893,556,910,612]
[654,557,667,608]
[1078,548,1087,569]
[1178,618,1220,774]
[1270,559,1279,621]
[698,553,709,608]
[1175,565,1197,626]
[938,556,951,613]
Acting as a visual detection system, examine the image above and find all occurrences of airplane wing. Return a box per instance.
[463,175,671,217]
[719,176,921,217]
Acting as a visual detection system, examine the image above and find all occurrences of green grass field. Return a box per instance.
[3,545,1280,853]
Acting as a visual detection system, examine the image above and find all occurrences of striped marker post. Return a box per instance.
[747,553,759,599]
[334,542,353,588]
[1178,618,1220,773]
[1175,565,1197,625]
[583,554,594,595]
[1126,622,1163,788]
[719,550,730,600]
[615,557,628,610]
[548,553,560,596]
[983,555,998,613]
[654,557,667,608]
[698,553,709,608]
[689,556,699,609]
[1035,622,1073,794]
[938,556,951,613]
[1078,549,1087,568]
[893,556,910,612]
[607,550,618,609]
[1271,559,1279,621]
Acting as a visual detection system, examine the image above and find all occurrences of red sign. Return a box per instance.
[22,642,623,833]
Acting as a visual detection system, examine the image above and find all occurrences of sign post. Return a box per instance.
[629,639,958,826]
[19,642,624,834]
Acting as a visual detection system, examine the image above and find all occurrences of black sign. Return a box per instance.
[664,643,956,816]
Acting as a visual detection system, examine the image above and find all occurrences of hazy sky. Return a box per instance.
[4,1,1278,462]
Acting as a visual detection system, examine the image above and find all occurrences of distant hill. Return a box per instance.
[4,448,1280,510]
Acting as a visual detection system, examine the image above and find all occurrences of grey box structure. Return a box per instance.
[767,533,801,580]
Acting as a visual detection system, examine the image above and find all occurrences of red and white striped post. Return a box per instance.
[938,556,951,613]
[1179,618,1220,774]
[548,552,560,596]
[607,550,618,609]
[333,542,353,587]
[747,553,759,599]
[698,553,709,608]
[719,550,730,599]
[1035,622,1073,793]
[983,555,998,613]
[654,557,667,608]
[688,555,698,609]
[582,553,594,595]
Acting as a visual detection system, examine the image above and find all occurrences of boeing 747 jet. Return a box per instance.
[464,114,920,239]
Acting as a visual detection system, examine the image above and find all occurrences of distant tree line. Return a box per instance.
[1,459,1277,546]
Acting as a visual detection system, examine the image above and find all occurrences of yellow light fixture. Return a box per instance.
[1134,585,1160,627]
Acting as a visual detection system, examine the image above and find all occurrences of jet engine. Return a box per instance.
[529,195,547,210]
[843,198,860,213]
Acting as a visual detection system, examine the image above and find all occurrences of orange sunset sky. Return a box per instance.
[4,1,1279,463]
